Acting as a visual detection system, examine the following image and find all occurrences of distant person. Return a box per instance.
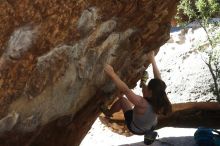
[103,51,172,135]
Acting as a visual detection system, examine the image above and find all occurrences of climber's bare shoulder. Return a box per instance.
[134,98,148,114]
[135,97,148,108]
[125,90,147,107]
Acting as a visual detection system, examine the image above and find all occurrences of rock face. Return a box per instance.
[0,0,178,145]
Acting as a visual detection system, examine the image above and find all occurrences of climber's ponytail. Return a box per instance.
[146,79,172,115]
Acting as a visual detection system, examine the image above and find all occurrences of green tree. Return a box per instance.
[177,0,220,102]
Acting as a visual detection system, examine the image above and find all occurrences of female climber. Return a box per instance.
[103,51,172,135]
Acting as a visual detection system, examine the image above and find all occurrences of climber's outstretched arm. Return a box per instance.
[104,65,144,106]
[147,51,161,79]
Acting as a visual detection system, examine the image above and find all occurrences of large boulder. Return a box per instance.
[0,0,178,145]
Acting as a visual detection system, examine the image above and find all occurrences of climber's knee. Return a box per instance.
[119,97,132,113]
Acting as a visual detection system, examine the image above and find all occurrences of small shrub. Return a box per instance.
[177,0,220,102]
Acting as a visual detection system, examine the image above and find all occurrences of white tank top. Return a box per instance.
[130,101,157,133]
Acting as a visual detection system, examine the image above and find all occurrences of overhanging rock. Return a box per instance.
[0,0,178,145]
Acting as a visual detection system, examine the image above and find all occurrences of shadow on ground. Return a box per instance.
[119,136,196,146]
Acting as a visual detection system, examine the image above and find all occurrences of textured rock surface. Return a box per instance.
[0,0,178,145]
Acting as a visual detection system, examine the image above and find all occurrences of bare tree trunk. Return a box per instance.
[157,102,220,129]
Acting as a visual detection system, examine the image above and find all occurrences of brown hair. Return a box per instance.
[146,79,172,115]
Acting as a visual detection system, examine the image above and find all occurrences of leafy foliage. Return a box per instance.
[177,0,220,21]
[177,0,220,102]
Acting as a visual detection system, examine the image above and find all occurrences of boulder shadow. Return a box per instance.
[118,136,196,146]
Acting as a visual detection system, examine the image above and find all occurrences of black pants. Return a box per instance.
[124,110,144,135]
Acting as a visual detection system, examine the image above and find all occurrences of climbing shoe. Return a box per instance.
[144,130,158,145]
[100,105,113,118]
